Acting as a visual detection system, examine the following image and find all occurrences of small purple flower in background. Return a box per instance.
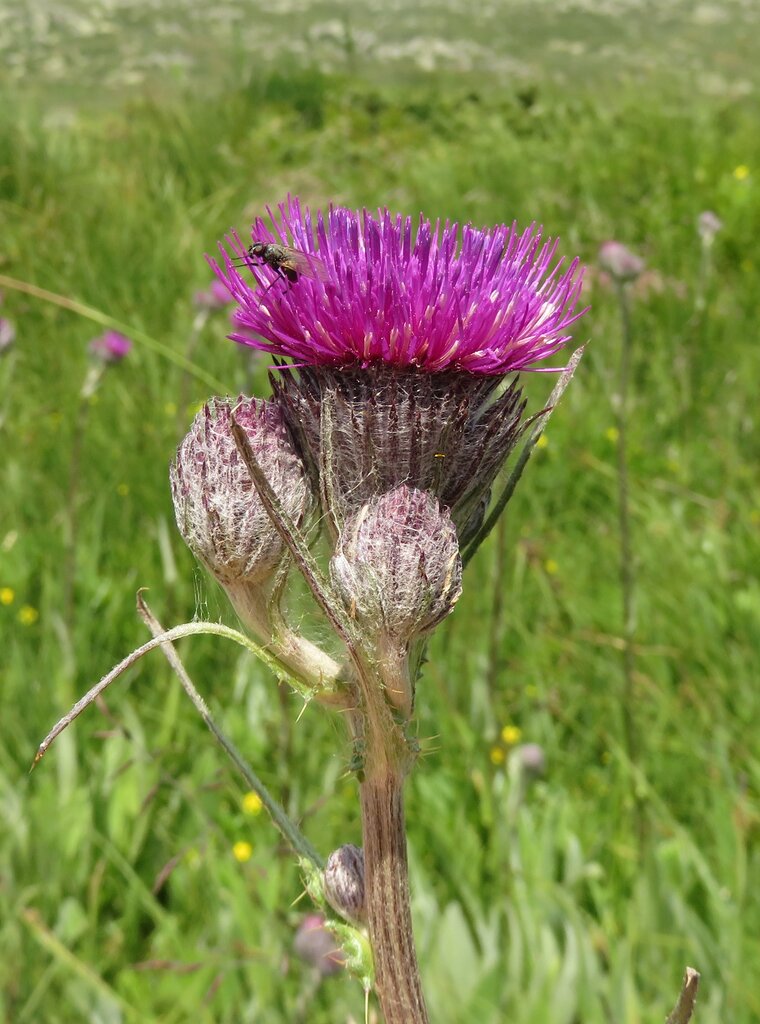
[293,914,346,977]
[697,211,722,247]
[211,198,586,376]
[0,318,15,355]
[88,330,133,363]
[193,279,234,310]
[598,241,645,283]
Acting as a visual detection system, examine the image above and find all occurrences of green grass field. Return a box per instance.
[2,10,760,1021]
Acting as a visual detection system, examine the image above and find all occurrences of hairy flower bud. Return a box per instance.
[331,486,462,649]
[170,397,311,586]
[323,844,366,926]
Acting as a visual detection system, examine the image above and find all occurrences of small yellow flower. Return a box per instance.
[116,483,129,497]
[535,433,549,450]
[18,605,39,626]
[242,791,263,816]
[164,401,178,417]
[604,426,619,443]
[544,558,559,575]
[501,725,522,746]
[733,164,750,181]
[232,840,253,863]
[0,587,14,606]
[489,746,506,766]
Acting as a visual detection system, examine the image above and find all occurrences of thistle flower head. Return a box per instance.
[598,241,645,283]
[211,197,586,376]
[193,279,234,310]
[170,397,311,586]
[88,330,132,363]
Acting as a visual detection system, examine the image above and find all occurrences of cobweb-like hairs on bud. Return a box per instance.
[330,485,462,647]
[170,397,311,586]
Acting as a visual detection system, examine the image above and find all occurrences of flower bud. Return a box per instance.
[330,485,462,648]
[598,241,644,282]
[323,844,366,926]
[170,397,311,586]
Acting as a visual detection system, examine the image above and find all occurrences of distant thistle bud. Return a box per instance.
[598,241,645,283]
[323,844,366,926]
[511,742,546,781]
[0,318,15,355]
[697,211,722,247]
[170,397,311,586]
[331,486,462,649]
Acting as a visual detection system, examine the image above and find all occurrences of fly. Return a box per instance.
[237,242,327,287]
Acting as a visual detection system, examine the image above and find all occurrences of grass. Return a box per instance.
[1,60,760,1023]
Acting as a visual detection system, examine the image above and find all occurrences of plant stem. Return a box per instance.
[0,272,227,392]
[613,282,641,833]
[666,967,700,1024]
[136,593,323,867]
[360,768,429,1024]
[64,365,104,632]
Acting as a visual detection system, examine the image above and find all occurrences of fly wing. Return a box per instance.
[279,246,329,281]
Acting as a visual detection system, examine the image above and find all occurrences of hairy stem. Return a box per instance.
[360,769,429,1024]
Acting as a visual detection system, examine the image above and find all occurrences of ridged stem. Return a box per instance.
[360,768,429,1024]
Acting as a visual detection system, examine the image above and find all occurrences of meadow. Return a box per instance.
[1,4,760,1021]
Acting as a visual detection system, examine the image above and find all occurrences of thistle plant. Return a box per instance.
[205,200,587,1022]
[36,199,588,1023]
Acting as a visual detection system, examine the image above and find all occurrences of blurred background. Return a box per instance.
[1,1,759,1021]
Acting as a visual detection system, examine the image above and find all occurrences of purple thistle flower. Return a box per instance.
[598,241,645,283]
[193,279,234,310]
[89,330,133,363]
[210,198,586,376]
